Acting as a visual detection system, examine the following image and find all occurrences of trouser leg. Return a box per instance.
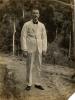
[26,53,34,86]
[35,52,42,85]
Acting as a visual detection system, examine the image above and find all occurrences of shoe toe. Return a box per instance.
[35,85,44,90]
[25,86,31,91]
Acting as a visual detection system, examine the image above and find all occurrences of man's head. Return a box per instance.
[31,9,40,23]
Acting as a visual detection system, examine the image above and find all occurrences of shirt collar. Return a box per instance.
[31,19,39,24]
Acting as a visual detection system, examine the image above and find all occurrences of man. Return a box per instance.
[21,8,47,90]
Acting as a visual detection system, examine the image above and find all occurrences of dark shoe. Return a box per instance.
[25,86,31,91]
[35,85,44,90]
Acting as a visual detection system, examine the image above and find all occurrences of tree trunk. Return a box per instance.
[73,0,75,59]
[13,19,16,56]
[68,32,71,58]
[22,7,24,19]
[55,27,58,39]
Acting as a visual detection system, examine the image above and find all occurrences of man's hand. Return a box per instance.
[42,51,46,57]
[22,51,28,57]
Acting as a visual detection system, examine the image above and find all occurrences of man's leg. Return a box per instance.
[34,52,44,90]
[26,52,34,87]
[35,52,42,85]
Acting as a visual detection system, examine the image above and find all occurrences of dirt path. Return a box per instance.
[0,54,75,100]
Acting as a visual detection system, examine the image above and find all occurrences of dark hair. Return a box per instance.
[31,7,40,13]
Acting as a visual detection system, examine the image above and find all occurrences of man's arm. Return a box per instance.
[20,23,28,56]
[42,24,47,55]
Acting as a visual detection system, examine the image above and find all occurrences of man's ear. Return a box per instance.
[38,13,40,18]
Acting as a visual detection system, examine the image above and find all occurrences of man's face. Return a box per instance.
[32,9,40,22]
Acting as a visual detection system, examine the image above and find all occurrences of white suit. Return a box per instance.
[21,20,47,86]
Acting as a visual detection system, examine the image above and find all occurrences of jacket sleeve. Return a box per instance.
[20,23,27,51]
[42,24,47,52]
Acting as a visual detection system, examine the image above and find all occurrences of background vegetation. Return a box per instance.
[0,0,74,66]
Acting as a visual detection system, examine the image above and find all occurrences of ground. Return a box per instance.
[0,53,75,100]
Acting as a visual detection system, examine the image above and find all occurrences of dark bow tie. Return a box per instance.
[33,21,38,24]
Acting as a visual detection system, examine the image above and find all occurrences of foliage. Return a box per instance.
[0,0,73,65]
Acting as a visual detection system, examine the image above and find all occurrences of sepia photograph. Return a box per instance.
[0,0,75,100]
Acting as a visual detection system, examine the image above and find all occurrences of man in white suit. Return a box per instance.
[21,8,47,90]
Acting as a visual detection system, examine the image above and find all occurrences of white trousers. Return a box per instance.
[26,50,42,86]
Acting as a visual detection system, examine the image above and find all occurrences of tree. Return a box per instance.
[73,0,75,59]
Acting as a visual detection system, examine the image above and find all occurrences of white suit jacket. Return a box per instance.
[21,20,47,54]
